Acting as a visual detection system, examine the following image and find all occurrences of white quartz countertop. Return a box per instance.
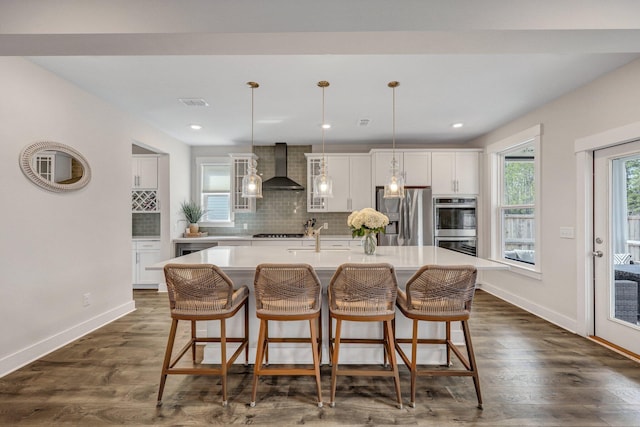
[172,235,353,243]
[149,245,508,272]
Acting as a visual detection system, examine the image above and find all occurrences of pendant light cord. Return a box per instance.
[247,82,259,155]
[318,81,330,175]
[392,84,396,160]
[389,81,399,163]
[251,85,254,150]
[322,84,326,173]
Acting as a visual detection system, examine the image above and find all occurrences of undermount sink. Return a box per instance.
[287,247,351,252]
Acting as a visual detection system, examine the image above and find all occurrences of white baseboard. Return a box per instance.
[478,281,578,333]
[0,300,136,378]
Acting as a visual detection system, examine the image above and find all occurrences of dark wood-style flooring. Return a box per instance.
[1,290,639,426]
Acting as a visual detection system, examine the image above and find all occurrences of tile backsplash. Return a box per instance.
[201,145,352,236]
[132,212,161,237]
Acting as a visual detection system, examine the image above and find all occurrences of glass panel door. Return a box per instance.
[594,141,640,355]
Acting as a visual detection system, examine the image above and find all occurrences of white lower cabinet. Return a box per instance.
[301,238,360,248]
[251,240,296,247]
[132,240,163,288]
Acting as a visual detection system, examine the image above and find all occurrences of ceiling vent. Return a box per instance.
[178,98,209,107]
[358,118,371,127]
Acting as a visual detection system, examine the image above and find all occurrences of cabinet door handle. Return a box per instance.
[136,253,140,264]
[347,198,352,211]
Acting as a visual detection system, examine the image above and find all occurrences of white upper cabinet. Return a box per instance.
[402,151,431,186]
[326,156,350,212]
[132,156,158,189]
[230,154,256,213]
[306,154,372,212]
[348,155,372,211]
[372,150,431,186]
[431,151,479,195]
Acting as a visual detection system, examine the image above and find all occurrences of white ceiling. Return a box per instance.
[4,0,640,147]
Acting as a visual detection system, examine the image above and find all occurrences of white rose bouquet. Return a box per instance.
[347,208,390,238]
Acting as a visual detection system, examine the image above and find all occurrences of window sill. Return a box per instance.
[199,221,235,228]
[488,258,543,280]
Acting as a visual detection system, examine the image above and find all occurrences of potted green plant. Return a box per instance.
[181,200,204,234]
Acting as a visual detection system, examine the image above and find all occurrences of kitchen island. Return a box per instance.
[149,245,507,365]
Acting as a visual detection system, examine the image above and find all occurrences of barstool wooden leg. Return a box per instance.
[309,317,323,407]
[264,321,270,366]
[220,319,228,406]
[317,308,323,364]
[410,319,419,408]
[328,314,333,366]
[445,321,452,366]
[190,320,197,362]
[157,318,179,407]
[385,319,403,409]
[250,319,267,407]
[244,299,250,365]
[462,320,483,409]
[383,321,389,367]
[329,317,342,407]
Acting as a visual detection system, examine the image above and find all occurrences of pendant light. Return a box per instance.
[241,81,263,198]
[383,81,405,199]
[313,80,333,198]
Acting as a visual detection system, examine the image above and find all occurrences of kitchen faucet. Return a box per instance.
[312,225,324,252]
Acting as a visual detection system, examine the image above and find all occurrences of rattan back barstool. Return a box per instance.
[157,263,249,407]
[250,263,323,407]
[327,263,403,409]
[395,265,482,409]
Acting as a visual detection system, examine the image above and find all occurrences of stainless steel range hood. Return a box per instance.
[262,143,305,191]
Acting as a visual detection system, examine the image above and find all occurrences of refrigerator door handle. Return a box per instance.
[399,194,411,245]
[397,198,404,244]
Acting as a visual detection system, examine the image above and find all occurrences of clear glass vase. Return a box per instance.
[362,232,377,255]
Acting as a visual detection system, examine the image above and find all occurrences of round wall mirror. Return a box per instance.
[19,141,91,192]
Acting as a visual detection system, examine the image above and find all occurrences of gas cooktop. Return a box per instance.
[252,233,304,238]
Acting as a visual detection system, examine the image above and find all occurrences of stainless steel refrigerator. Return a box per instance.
[376,187,433,246]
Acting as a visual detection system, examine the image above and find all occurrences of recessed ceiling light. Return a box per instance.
[451,122,464,129]
[322,123,331,129]
[190,124,202,130]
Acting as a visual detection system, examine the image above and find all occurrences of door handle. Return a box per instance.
[592,250,603,258]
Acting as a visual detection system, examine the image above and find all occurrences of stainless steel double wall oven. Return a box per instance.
[433,197,477,256]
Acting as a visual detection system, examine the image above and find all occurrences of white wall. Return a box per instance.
[0,57,190,376]
[472,58,640,332]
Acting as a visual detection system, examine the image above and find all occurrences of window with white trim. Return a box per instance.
[196,157,234,226]
[488,125,541,272]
